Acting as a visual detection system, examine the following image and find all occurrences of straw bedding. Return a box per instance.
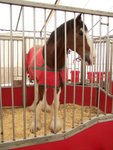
[0,104,100,142]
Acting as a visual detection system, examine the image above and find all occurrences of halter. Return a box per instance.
[73,55,82,63]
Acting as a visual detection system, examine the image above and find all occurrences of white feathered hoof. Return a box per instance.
[30,120,41,133]
[49,117,62,133]
[27,106,34,112]
[42,104,51,113]
[27,103,35,112]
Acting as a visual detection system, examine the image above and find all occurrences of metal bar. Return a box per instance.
[81,14,85,124]
[17,41,19,77]
[102,42,105,76]
[33,7,37,137]
[13,41,15,79]
[97,16,102,116]
[15,6,22,31]
[20,41,23,81]
[101,22,109,26]
[44,8,47,136]
[8,40,10,84]
[0,35,46,40]
[0,29,51,37]
[3,41,5,85]
[53,10,57,134]
[63,11,67,133]
[94,35,113,40]
[104,17,110,114]
[88,18,102,32]
[1,0,113,17]
[93,40,97,83]
[109,43,113,94]
[72,13,76,128]
[100,87,113,99]
[10,4,15,141]
[96,41,99,82]
[22,6,27,139]
[89,14,94,120]
[0,40,4,143]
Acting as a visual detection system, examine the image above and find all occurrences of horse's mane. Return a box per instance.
[46,19,74,44]
[47,16,88,45]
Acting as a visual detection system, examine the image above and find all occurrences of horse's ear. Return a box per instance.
[76,14,82,22]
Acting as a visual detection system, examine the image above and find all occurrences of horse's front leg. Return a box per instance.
[30,100,43,133]
[28,86,51,112]
[41,89,51,113]
[30,86,44,133]
[49,87,62,133]
[27,85,39,111]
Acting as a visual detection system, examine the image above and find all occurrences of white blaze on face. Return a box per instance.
[81,28,96,64]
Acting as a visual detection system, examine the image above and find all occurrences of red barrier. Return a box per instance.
[1,84,113,113]
[71,70,80,82]
[87,72,111,83]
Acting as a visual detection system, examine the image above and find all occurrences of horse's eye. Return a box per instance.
[79,31,83,36]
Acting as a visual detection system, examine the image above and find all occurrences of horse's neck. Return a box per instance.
[45,41,66,69]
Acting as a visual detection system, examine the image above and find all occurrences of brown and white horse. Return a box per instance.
[26,14,95,133]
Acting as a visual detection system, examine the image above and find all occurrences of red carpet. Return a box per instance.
[14,121,113,150]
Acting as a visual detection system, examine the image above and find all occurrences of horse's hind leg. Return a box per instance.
[49,87,62,133]
[27,86,39,111]
[30,86,44,133]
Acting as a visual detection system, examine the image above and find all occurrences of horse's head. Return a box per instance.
[67,14,95,65]
[76,14,95,65]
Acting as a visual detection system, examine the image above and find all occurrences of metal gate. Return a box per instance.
[0,0,113,149]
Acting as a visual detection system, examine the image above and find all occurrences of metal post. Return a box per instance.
[63,11,67,133]
[8,40,10,85]
[10,4,15,141]
[44,8,47,136]
[72,13,76,128]
[22,6,27,139]
[109,42,113,94]
[33,7,37,137]
[0,40,4,143]
[97,16,102,116]
[89,14,94,120]
[53,10,57,134]
[16,41,18,80]
[81,14,85,124]
[104,16,109,114]
[3,41,5,85]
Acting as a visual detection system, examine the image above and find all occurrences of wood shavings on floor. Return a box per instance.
[0,104,102,142]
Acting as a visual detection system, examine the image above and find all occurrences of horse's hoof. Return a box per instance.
[30,121,41,133]
[42,104,51,113]
[49,117,62,133]
[27,104,35,112]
